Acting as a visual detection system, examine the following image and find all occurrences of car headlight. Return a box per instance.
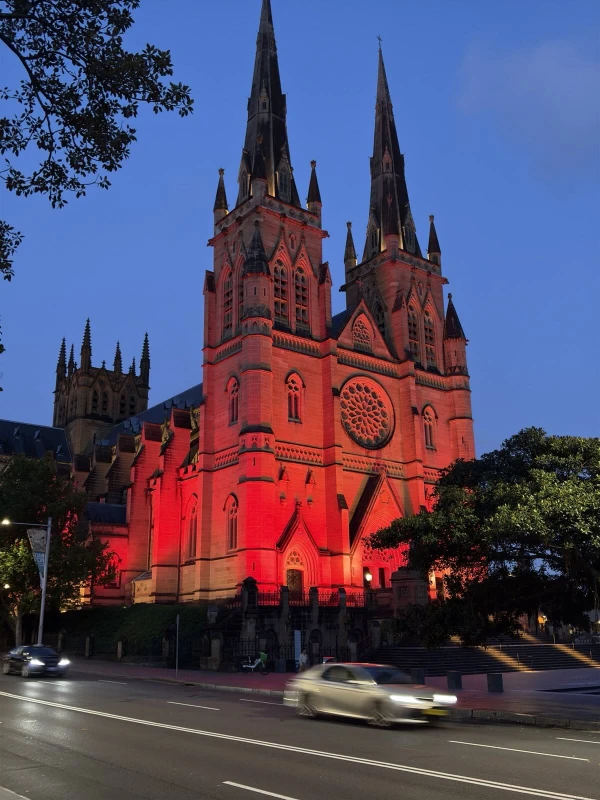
[58,659,70,667]
[433,693,457,704]
[390,694,425,704]
[29,659,44,666]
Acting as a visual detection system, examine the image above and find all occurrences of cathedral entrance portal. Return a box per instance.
[286,568,304,599]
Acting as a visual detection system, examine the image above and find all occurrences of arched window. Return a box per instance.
[238,274,244,324]
[408,305,420,361]
[274,260,289,325]
[286,374,302,421]
[352,316,372,352]
[423,407,436,450]
[294,268,309,331]
[101,391,109,413]
[129,396,136,416]
[404,225,415,254]
[278,168,291,202]
[225,495,238,550]
[119,394,126,416]
[91,390,99,413]
[424,311,436,368]
[373,302,385,338]
[239,170,248,201]
[289,234,296,251]
[228,377,239,424]
[223,270,233,337]
[370,227,379,255]
[187,503,198,560]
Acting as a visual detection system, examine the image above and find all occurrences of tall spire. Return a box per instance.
[140,332,150,385]
[56,338,66,379]
[444,294,466,340]
[68,344,76,375]
[80,318,92,372]
[130,356,136,376]
[236,0,300,208]
[213,168,228,222]
[344,222,357,270]
[113,341,122,374]
[427,214,441,266]
[363,48,421,262]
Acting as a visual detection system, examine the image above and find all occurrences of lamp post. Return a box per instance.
[1,517,52,645]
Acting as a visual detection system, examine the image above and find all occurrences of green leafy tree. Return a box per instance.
[0,454,113,645]
[370,428,600,646]
[0,0,193,365]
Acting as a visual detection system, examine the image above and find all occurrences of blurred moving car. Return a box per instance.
[2,646,70,678]
[284,663,456,727]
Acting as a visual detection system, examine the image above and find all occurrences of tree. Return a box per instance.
[0,0,193,365]
[0,454,114,645]
[370,428,600,646]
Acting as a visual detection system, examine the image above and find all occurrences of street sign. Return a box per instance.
[27,528,46,582]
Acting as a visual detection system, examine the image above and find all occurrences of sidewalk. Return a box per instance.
[70,659,600,731]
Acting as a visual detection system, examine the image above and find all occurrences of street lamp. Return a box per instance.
[0,516,52,645]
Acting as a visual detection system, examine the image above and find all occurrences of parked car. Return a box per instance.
[2,646,70,678]
[284,662,456,727]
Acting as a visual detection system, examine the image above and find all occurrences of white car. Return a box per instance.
[284,662,456,727]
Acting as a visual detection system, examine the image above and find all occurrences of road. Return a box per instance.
[0,671,597,800]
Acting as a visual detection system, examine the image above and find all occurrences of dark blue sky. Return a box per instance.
[2,0,599,454]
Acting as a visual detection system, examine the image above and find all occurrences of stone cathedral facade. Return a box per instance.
[55,0,475,605]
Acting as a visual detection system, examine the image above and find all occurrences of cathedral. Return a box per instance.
[53,0,475,606]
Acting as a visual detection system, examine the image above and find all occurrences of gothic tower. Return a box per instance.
[53,320,151,456]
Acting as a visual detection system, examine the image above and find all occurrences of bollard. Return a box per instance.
[117,640,123,661]
[487,673,503,693]
[85,636,91,658]
[447,670,462,691]
[411,668,425,684]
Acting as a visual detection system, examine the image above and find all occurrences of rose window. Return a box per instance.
[340,378,394,449]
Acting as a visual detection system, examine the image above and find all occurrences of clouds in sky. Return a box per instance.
[459,40,599,179]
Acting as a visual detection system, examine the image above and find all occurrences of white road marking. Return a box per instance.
[223,782,299,800]
[97,680,127,685]
[448,741,589,762]
[0,690,594,800]
[0,786,32,800]
[167,701,219,711]
[556,738,600,745]
[240,699,282,706]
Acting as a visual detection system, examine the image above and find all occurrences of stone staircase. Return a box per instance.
[369,642,600,676]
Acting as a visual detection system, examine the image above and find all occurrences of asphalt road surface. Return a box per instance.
[0,670,598,800]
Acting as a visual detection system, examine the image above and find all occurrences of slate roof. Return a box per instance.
[0,420,71,463]
[98,383,203,446]
[329,308,354,339]
[85,502,127,525]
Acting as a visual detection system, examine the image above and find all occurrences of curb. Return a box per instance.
[72,668,599,729]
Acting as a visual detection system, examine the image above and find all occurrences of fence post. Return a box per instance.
[310,587,319,626]
[117,640,123,661]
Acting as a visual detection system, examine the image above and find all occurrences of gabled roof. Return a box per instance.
[98,383,203,446]
[0,420,71,463]
[329,308,355,339]
[85,501,127,525]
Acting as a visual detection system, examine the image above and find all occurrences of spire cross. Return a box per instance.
[377,35,382,49]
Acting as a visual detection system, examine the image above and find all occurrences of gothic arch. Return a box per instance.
[352,314,373,352]
[223,494,239,550]
[277,507,319,589]
[225,375,240,424]
[183,494,198,561]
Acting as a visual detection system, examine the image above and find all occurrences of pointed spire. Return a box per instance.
[307,160,322,205]
[242,221,270,276]
[236,0,300,207]
[213,168,228,221]
[68,344,76,375]
[344,222,357,270]
[80,318,92,372]
[427,214,441,266]
[362,48,421,261]
[444,294,466,340]
[130,357,136,376]
[140,332,150,385]
[113,341,122,374]
[56,338,67,378]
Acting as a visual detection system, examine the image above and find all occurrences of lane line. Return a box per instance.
[0,690,593,800]
[556,738,600,745]
[97,680,127,685]
[240,699,282,707]
[0,786,32,800]
[223,782,299,800]
[167,701,219,711]
[448,741,589,762]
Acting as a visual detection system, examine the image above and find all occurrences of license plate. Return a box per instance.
[423,708,447,716]
[47,668,57,672]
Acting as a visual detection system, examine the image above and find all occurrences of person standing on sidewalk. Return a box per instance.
[298,650,308,672]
